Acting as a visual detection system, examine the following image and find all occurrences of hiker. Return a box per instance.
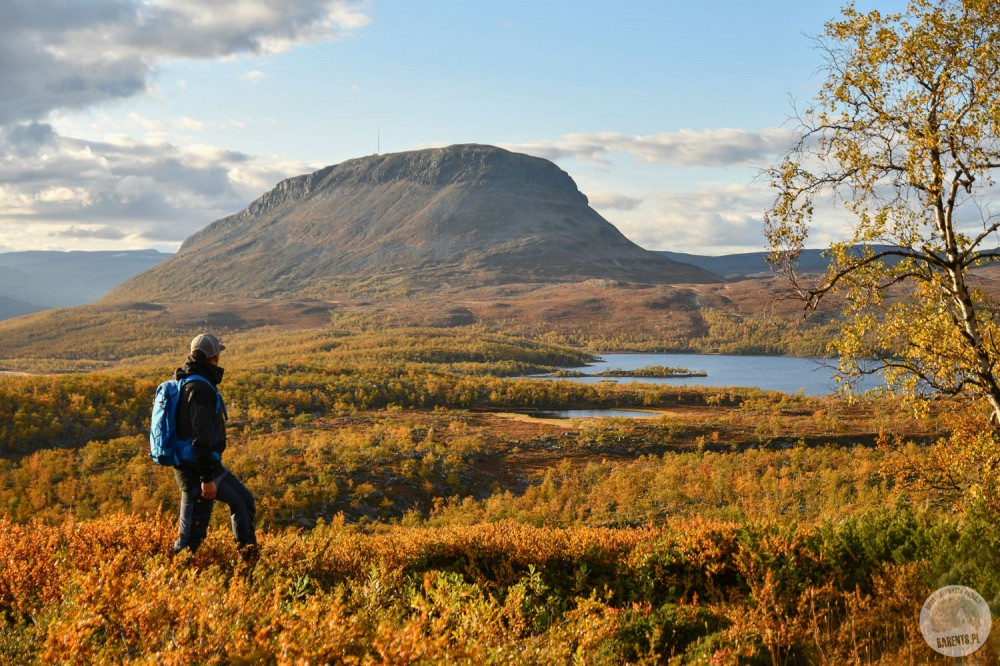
[172,333,257,559]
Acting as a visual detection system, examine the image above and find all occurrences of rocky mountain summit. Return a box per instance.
[111,144,718,301]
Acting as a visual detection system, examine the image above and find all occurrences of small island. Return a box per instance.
[550,365,707,378]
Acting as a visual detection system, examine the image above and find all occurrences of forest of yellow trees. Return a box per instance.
[0,326,997,663]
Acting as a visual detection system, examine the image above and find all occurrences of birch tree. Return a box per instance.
[765,0,1000,427]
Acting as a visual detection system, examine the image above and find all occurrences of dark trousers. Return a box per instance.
[173,466,257,553]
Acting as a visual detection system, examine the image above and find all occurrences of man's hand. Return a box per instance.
[201,481,217,499]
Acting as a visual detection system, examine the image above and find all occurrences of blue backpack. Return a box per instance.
[149,375,224,466]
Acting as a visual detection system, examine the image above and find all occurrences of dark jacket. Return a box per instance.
[174,356,226,483]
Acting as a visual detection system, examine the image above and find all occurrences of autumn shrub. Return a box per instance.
[2,509,998,663]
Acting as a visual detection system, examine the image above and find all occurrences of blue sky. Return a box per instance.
[0,0,904,255]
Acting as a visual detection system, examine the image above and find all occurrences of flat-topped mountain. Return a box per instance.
[110,144,718,301]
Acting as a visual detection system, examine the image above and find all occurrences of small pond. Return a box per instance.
[523,409,661,420]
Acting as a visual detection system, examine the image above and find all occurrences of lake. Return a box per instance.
[540,353,881,397]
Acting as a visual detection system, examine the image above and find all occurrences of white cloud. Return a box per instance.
[618,184,773,254]
[585,191,642,212]
[36,187,93,205]
[507,128,798,168]
[0,187,37,216]
[56,225,129,240]
[0,0,371,251]
[176,117,207,131]
[328,3,372,30]
[608,182,858,255]
[239,70,268,83]
[0,123,319,251]
[0,0,372,125]
[129,113,164,131]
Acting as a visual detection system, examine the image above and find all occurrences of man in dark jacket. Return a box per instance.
[173,333,257,559]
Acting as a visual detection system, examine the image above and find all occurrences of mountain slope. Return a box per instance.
[111,145,718,301]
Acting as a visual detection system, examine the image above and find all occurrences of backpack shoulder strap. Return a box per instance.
[178,374,217,394]
[178,374,225,417]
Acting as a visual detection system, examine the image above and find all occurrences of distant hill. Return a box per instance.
[0,250,169,320]
[0,293,40,321]
[110,144,719,301]
[657,246,899,277]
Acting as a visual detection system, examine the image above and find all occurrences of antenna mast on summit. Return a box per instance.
[377,129,380,155]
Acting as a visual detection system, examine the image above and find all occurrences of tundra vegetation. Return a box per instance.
[0,324,997,664]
